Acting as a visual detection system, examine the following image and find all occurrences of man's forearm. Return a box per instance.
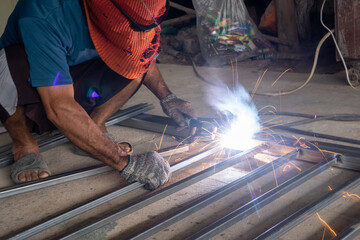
[143,61,171,100]
[43,98,128,171]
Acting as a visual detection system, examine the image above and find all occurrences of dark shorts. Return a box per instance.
[0,44,143,134]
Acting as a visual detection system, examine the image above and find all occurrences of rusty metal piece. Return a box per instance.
[335,0,360,60]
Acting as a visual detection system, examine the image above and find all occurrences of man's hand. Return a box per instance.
[119,151,171,190]
[160,94,197,127]
[143,62,197,127]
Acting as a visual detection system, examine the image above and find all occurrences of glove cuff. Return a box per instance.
[160,93,177,105]
[119,155,131,175]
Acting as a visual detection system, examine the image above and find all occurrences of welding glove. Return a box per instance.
[119,151,171,190]
[160,93,197,127]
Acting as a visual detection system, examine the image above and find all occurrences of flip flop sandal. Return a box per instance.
[73,133,133,156]
[10,153,51,184]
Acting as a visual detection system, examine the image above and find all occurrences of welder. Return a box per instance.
[0,0,196,189]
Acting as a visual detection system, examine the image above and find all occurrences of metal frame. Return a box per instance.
[0,146,190,200]
[131,150,317,240]
[9,146,224,240]
[4,113,360,240]
[119,114,360,158]
[272,125,360,146]
[58,144,269,240]
[255,174,360,240]
[185,157,337,240]
[0,103,154,168]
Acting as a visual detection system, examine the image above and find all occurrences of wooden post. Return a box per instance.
[275,0,300,52]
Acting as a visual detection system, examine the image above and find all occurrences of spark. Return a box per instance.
[320,150,342,156]
[322,227,326,240]
[251,68,268,99]
[328,186,332,191]
[316,212,337,237]
[156,124,168,151]
[271,68,293,86]
[258,105,277,113]
[342,192,360,202]
[288,161,302,172]
[282,164,291,172]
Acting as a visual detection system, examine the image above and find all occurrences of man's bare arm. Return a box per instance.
[142,61,172,100]
[37,84,128,171]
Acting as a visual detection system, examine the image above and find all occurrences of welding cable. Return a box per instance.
[320,0,356,90]
[255,0,357,95]
[192,30,337,95]
[192,0,358,95]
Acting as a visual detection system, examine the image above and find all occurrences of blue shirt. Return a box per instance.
[0,0,99,87]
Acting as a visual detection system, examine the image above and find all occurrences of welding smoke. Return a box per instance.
[206,84,261,150]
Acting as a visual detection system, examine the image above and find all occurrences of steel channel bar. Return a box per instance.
[272,125,360,146]
[130,150,307,239]
[118,114,191,139]
[9,146,223,240]
[119,114,360,157]
[257,134,360,159]
[254,174,360,240]
[0,145,190,200]
[0,165,111,199]
[186,157,337,240]
[0,103,153,168]
[58,144,270,240]
[332,219,360,240]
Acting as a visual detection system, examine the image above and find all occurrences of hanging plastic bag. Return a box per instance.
[192,0,273,65]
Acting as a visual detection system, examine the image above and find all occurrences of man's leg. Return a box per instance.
[3,106,49,182]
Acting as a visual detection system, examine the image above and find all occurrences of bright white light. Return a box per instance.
[207,84,261,151]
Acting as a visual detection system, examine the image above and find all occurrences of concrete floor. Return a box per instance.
[0,61,359,239]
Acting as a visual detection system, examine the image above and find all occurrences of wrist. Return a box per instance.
[160,93,177,104]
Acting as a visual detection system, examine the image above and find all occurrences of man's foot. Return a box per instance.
[11,153,51,183]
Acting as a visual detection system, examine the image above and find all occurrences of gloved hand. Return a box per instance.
[160,93,197,127]
[119,151,171,190]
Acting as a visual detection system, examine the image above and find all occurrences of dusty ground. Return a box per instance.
[0,59,359,239]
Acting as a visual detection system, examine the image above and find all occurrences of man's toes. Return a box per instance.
[31,170,40,181]
[118,143,132,153]
[39,171,49,179]
[17,172,27,182]
[25,171,33,182]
